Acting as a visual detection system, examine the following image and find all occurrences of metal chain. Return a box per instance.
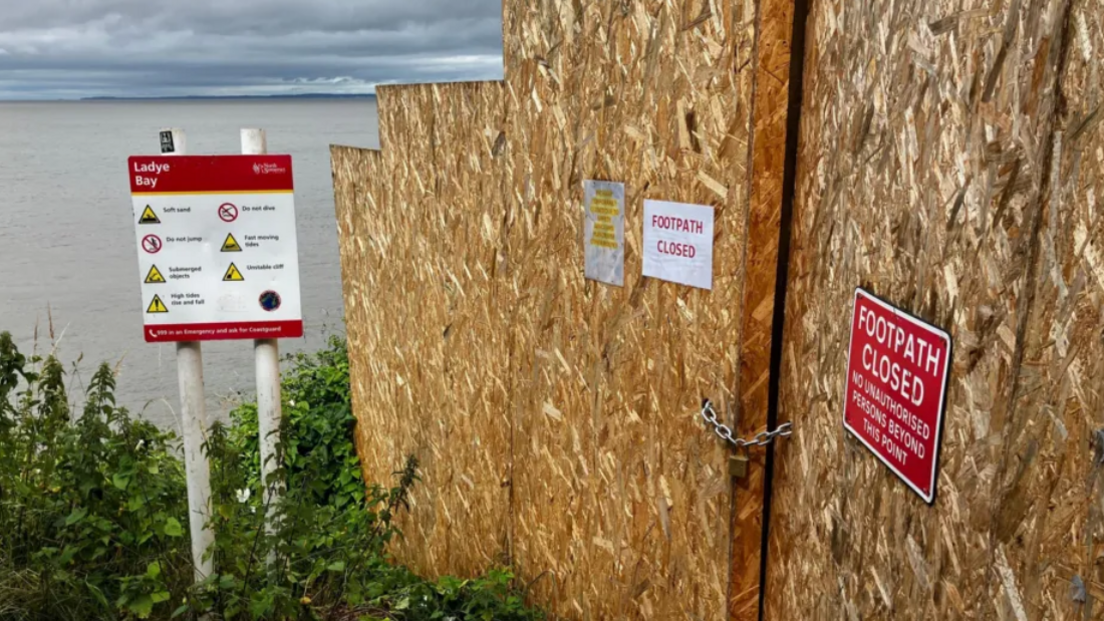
[699,400,792,448]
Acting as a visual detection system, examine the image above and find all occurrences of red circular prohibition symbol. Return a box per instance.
[141,234,162,254]
[218,203,239,223]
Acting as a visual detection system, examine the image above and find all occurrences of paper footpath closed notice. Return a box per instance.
[642,199,715,290]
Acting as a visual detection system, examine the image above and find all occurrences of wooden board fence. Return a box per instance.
[766,0,1104,617]
[330,0,1104,618]
[332,0,791,618]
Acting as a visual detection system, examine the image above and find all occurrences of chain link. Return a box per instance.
[699,400,792,448]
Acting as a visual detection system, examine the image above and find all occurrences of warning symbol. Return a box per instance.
[141,234,162,254]
[259,290,282,312]
[223,263,245,282]
[146,295,169,314]
[139,205,161,224]
[221,233,242,252]
[218,203,239,223]
[144,265,166,284]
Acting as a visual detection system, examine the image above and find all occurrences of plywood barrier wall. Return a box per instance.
[767,0,1104,618]
[333,82,513,578]
[332,0,791,618]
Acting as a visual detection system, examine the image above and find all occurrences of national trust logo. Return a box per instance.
[252,161,287,175]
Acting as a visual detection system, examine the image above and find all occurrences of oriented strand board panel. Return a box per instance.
[331,0,791,618]
[1030,0,1104,614]
[332,81,512,579]
[500,0,757,617]
[767,0,1104,618]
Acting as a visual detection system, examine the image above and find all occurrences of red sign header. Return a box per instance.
[128,155,294,193]
[843,288,951,504]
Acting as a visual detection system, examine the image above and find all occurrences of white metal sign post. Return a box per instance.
[241,128,285,543]
[151,129,214,582]
[129,130,302,579]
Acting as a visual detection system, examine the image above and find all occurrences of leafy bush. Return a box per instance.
[363,568,542,621]
[222,336,364,511]
[196,435,422,620]
[0,332,545,621]
[0,332,192,621]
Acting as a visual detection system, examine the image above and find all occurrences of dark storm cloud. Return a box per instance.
[0,0,504,99]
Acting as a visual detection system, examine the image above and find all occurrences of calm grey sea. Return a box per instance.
[0,99,379,431]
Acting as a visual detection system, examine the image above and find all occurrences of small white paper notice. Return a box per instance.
[642,199,714,290]
[583,180,625,286]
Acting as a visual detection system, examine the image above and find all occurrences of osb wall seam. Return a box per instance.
[729,0,794,616]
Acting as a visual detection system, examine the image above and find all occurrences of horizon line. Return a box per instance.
[0,93,380,103]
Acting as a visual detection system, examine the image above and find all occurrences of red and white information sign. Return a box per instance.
[843,288,951,503]
[128,155,303,343]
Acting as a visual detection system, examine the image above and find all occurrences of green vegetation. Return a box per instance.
[0,333,544,621]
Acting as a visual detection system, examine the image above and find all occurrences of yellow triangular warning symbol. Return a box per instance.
[139,205,161,225]
[221,233,242,252]
[222,263,244,282]
[146,295,168,313]
[144,265,166,284]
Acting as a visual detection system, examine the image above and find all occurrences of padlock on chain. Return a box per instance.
[729,448,750,479]
[700,399,792,481]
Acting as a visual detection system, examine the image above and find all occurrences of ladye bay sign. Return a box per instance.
[843,288,952,504]
[129,155,303,343]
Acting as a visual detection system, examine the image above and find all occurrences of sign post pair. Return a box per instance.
[129,129,301,580]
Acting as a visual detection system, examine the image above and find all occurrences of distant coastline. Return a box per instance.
[79,93,378,101]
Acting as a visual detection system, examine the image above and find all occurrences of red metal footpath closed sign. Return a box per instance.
[843,288,952,504]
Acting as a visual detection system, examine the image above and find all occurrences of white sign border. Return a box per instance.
[841,286,953,505]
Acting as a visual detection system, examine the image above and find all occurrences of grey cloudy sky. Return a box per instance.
[0,0,504,99]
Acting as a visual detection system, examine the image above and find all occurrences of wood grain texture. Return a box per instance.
[729,0,794,616]
[331,0,791,618]
[332,82,512,579]
[501,2,756,617]
[766,0,1103,618]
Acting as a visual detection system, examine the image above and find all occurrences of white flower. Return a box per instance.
[136,440,146,450]
[236,488,252,504]
[289,400,296,407]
